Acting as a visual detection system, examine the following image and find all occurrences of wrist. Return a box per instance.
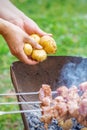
[0,18,9,35]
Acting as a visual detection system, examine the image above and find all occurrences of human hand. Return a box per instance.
[17,14,52,37]
[0,0,52,36]
[0,0,52,65]
[1,19,42,65]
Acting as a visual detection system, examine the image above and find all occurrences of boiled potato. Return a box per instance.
[24,43,33,56]
[30,34,40,43]
[40,35,57,54]
[31,49,47,62]
[24,34,57,62]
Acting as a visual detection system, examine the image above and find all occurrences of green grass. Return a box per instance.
[0,0,87,129]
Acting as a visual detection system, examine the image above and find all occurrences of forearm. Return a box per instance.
[0,18,4,34]
[0,0,24,22]
[0,18,10,36]
[0,0,50,37]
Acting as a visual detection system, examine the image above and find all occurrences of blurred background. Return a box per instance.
[0,0,87,129]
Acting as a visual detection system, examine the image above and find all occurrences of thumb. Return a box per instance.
[35,26,52,37]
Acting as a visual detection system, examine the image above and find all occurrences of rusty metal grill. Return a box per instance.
[10,56,87,130]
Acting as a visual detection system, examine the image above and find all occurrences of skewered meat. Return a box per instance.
[79,98,87,117]
[54,100,68,118]
[41,97,51,106]
[39,84,52,101]
[79,81,87,92]
[81,91,87,99]
[56,86,68,98]
[39,83,87,129]
[68,86,79,101]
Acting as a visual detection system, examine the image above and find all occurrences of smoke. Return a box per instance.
[58,59,87,88]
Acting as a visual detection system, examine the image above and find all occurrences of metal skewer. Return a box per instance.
[0,109,42,115]
[0,92,39,96]
[0,101,41,105]
[0,91,57,96]
[0,110,64,125]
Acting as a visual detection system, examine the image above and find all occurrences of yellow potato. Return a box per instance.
[30,34,41,43]
[40,35,57,54]
[31,49,47,62]
[24,44,33,56]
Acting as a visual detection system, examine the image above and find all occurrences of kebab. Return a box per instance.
[39,82,87,129]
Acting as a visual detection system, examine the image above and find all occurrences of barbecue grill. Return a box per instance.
[10,56,87,130]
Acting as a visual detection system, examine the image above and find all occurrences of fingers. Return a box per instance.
[35,26,52,37]
[15,50,38,65]
[23,17,52,37]
[24,35,42,49]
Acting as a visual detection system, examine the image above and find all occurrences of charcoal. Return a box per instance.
[36,122,45,130]
[48,119,62,130]
[30,128,35,130]
[75,123,84,130]
[48,125,62,130]
[48,125,58,130]
[72,118,84,130]
[28,114,86,130]
[36,127,45,130]
[51,118,58,125]
[71,128,81,130]
[72,118,78,128]
[58,128,63,130]
[28,113,41,128]
[36,126,45,130]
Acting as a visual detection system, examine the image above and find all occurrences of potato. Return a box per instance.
[40,35,57,54]
[24,43,33,56]
[30,34,41,43]
[24,34,57,62]
[31,49,47,62]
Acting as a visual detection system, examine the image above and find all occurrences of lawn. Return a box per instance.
[0,0,87,129]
